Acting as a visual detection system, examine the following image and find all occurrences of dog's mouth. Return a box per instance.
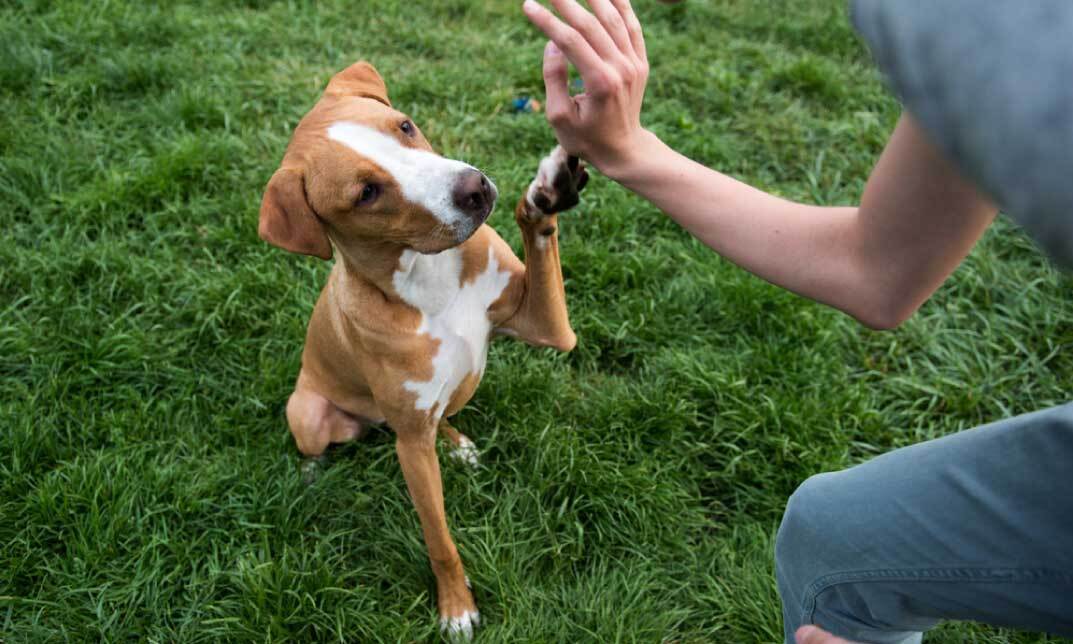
[414,208,495,256]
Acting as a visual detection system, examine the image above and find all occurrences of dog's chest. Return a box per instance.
[393,246,511,415]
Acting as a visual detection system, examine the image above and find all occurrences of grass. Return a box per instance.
[1,0,1071,641]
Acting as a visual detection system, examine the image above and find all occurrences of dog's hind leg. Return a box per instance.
[287,386,370,484]
[438,418,479,467]
[286,385,368,457]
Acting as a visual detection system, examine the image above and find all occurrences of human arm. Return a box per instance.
[522,0,998,330]
[614,114,996,330]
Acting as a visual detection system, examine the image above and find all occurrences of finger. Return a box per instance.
[524,0,606,80]
[547,0,623,62]
[541,41,575,126]
[586,0,634,60]
[610,0,647,64]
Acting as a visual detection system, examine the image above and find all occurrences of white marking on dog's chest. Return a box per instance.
[394,246,510,414]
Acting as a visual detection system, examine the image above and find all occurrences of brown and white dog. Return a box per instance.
[258,61,586,637]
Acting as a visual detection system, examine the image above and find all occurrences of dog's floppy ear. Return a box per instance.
[325,61,391,107]
[258,167,332,260]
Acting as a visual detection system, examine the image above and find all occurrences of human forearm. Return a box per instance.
[609,130,878,325]
[610,117,996,329]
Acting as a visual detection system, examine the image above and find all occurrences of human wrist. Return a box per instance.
[596,129,665,186]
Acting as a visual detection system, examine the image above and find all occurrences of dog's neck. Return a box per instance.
[335,239,459,313]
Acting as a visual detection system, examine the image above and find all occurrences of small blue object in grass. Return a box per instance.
[571,78,584,92]
[511,95,543,113]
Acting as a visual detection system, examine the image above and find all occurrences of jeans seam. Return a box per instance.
[802,566,1073,624]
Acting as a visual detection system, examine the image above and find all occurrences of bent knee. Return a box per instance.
[777,474,830,564]
[775,470,862,585]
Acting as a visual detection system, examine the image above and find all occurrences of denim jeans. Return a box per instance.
[776,403,1073,643]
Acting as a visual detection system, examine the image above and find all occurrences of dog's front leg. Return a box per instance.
[394,424,478,638]
[496,146,588,349]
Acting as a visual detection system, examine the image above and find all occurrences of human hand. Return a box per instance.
[521,0,653,179]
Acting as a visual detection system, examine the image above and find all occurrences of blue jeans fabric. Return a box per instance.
[776,403,1073,643]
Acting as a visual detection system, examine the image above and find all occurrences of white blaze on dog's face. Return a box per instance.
[324,121,498,249]
[258,61,498,258]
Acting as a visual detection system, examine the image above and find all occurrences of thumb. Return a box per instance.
[542,41,572,124]
[795,625,854,644]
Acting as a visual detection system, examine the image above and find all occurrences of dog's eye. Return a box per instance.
[399,120,415,137]
[357,183,381,206]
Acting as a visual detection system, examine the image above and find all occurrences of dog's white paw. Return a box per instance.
[449,436,479,468]
[525,145,588,215]
[526,145,569,208]
[440,609,481,640]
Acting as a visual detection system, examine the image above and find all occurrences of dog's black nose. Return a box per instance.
[452,169,494,219]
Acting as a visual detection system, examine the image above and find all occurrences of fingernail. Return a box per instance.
[545,41,561,56]
[522,0,536,12]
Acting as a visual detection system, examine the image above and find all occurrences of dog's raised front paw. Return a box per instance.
[526,145,589,216]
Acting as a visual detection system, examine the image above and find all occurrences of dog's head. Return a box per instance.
[258,61,498,260]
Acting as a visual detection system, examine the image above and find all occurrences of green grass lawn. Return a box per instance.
[2,0,1071,641]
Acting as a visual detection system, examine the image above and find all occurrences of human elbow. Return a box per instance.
[854,297,918,331]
